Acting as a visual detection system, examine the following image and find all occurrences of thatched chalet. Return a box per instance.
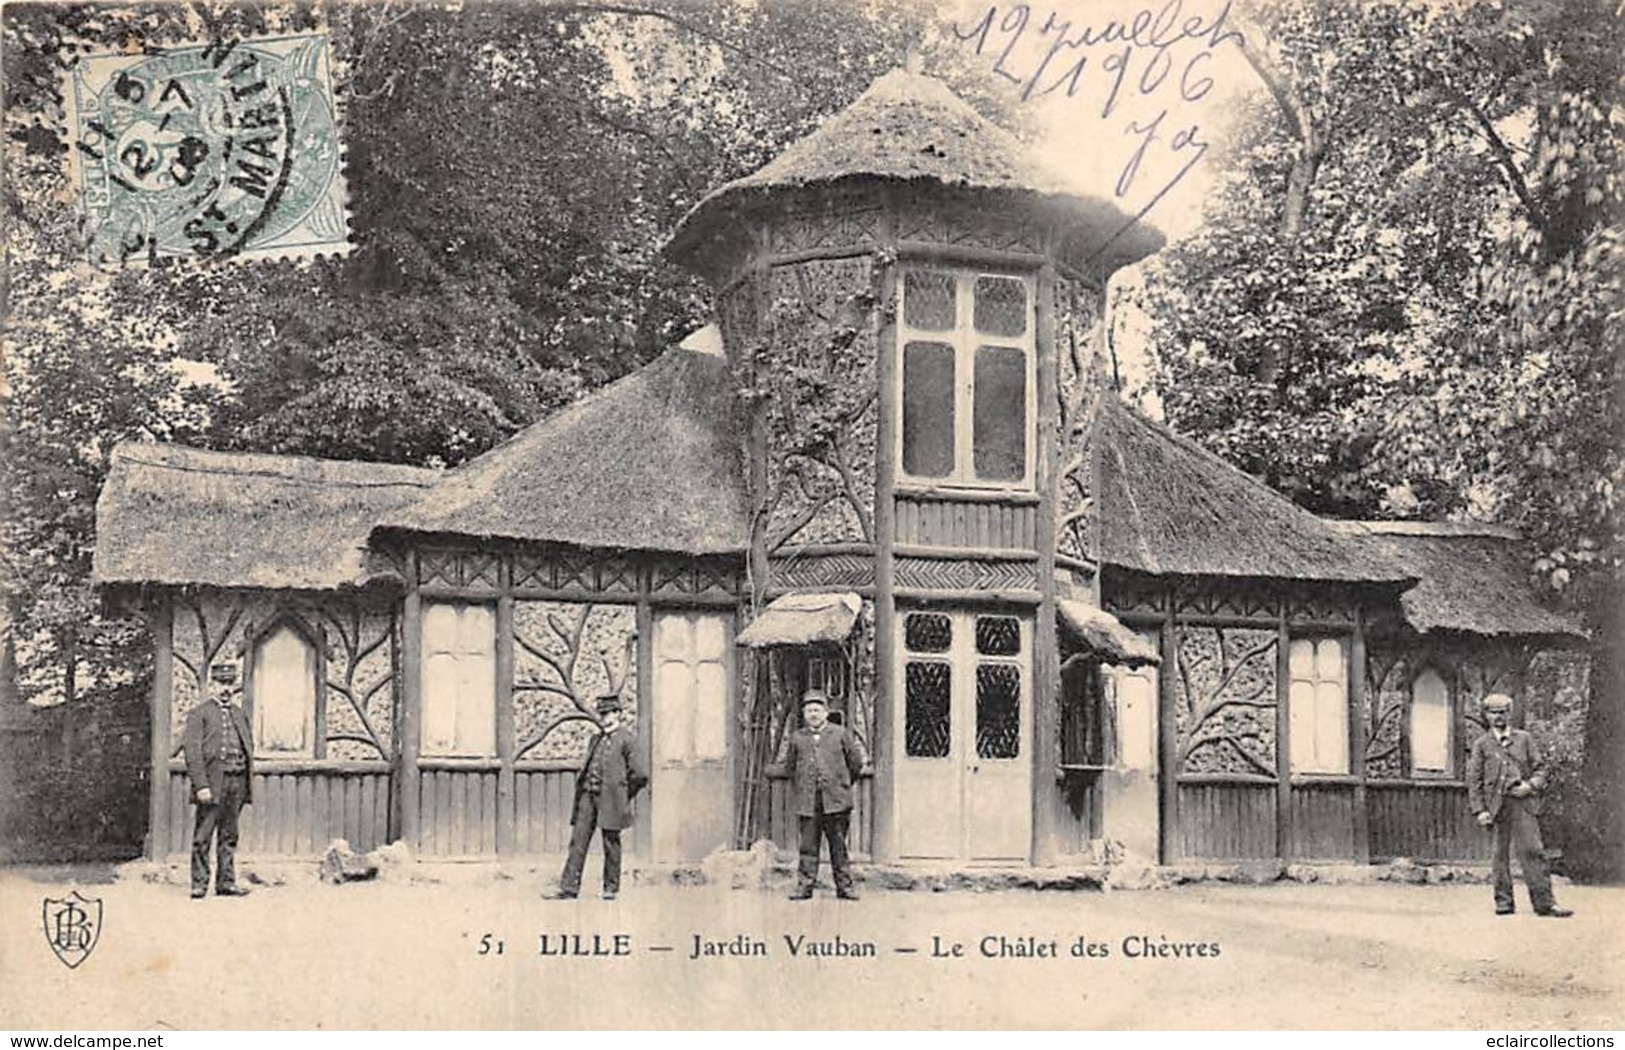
[94,70,1584,868]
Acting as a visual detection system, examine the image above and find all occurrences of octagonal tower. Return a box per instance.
[670,69,1164,865]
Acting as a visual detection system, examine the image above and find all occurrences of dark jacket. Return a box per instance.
[181,700,255,805]
[571,725,647,831]
[1466,727,1548,821]
[767,723,870,817]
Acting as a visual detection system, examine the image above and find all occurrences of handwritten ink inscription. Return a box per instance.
[953,0,1244,223]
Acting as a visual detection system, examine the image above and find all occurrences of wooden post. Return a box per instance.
[399,550,423,852]
[1032,262,1062,867]
[870,221,899,864]
[635,573,655,858]
[1157,596,1178,863]
[1275,609,1293,861]
[1350,605,1370,862]
[494,557,516,855]
[147,597,174,860]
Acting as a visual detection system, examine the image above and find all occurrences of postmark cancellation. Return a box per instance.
[64,32,351,265]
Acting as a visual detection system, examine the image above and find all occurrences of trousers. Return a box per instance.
[559,792,622,897]
[192,772,247,893]
[796,790,853,891]
[1491,799,1556,913]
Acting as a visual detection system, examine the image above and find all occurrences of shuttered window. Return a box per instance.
[1288,637,1349,775]
[421,603,496,757]
[1410,668,1451,776]
[252,624,316,757]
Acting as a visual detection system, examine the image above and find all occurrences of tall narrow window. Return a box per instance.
[897,268,1034,488]
[252,623,316,757]
[421,603,496,757]
[1410,669,1451,776]
[654,612,729,763]
[1288,637,1349,774]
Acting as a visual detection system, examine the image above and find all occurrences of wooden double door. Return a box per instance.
[894,609,1032,862]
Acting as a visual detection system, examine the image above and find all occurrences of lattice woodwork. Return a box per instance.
[649,558,739,598]
[895,201,1046,255]
[418,549,500,591]
[1174,625,1279,777]
[769,553,875,591]
[513,601,638,763]
[1285,586,1358,625]
[767,203,882,255]
[893,557,1039,592]
[1174,582,1281,622]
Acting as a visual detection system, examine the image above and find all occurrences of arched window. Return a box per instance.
[1409,668,1452,776]
[252,622,318,757]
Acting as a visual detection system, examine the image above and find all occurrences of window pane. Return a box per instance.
[1289,679,1317,771]
[422,652,461,754]
[254,625,313,755]
[905,661,951,758]
[421,603,496,756]
[1288,639,1315,679]
[904,612,952,653]
[975,615,1021,656]
[1316,679,1348,773]
[902,341,955,478]
[904,271,956,330]
[1116,672,1157,771]
[974,276,1027,337]
[654,614,693,663]
[694,661,728,760]
[692,615,728,662]
[1411,670,1450,773]
[654,661,693,763]
[975,663,1021,759]
[1315,638,1344,679]
[973,345,1026,481]
[457,654,496,756]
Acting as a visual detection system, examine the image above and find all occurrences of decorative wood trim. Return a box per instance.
[148,599,174,861]
[893,556,1038,592]
[769,553,876,592]
[1275,613,1293,860]
[168,758,392,774]
[894,242,1047,269]
[417,757,504,772]
[1176,773,1278,786]
[893,543,1038,562]
[893,588,1042,605]
[894,485,1043,505]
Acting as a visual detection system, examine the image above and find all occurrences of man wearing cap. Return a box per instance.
[554,695,647,901]
[1467,693,1572,918]
[180,662,254,899]
[768,689,871,901]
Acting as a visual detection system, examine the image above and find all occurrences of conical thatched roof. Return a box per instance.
[668,69,1164,272]
[1094,398,1405,584]
[376,344,749,554]
[94,444,437,590]
[1332,522,1585,639]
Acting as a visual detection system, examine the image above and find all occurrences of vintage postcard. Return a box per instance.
[2,0,1619,1033]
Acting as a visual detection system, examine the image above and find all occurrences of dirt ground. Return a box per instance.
[2,863,1621,1030]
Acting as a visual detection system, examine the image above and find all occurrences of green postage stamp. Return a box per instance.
[64,32,351,265]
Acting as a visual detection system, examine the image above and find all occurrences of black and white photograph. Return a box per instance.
[1,0,1620,1033]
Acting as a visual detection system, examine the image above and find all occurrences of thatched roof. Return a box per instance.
[1094,398,1406,584]
[376,345,749,555]
[1332,522,1585,639]
[1057,599,1160,667]
[94,444,436,590]
[668,69,1164,273]
[738,592,862,648]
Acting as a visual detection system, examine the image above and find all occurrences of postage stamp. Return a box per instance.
[63,32,351,265]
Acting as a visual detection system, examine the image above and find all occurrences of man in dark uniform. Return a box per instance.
[768,689,870,901]
[1467,693,1573,918]
[554,694,647,900]
[180,662,254,899]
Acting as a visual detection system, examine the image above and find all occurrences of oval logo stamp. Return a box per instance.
[64,33,351,265]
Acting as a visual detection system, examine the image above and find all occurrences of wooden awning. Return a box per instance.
[1057,599,1159,668]
[737,592,862,648]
